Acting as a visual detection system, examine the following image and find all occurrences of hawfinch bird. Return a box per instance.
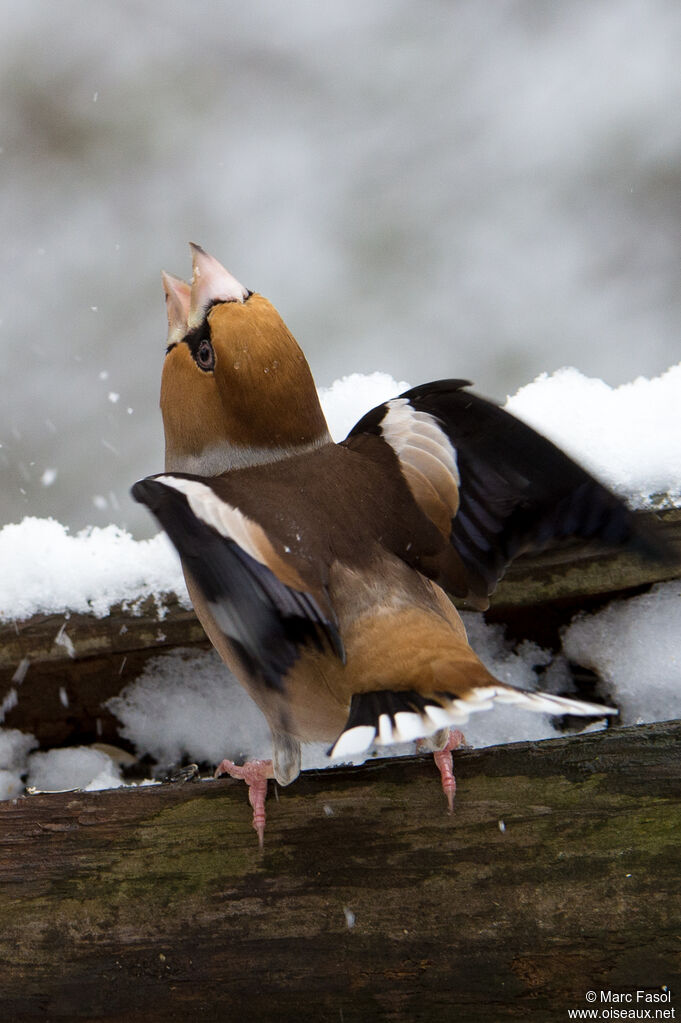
[133,244,667,844]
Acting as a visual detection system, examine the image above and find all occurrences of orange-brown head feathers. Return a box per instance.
[160,245,331,474]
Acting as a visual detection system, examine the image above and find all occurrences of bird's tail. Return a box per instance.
[328,682,615,759]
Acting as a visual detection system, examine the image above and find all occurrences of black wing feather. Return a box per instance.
[131,477,344,690]
[349,378,670,601]
[403,379,670,596]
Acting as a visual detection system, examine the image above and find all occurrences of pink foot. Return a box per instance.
[215,758,274,848]
[426,729,467,814]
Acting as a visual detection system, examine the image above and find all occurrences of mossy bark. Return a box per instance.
[1,721,680,1021]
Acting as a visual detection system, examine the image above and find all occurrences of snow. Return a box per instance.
[562,580,681,726]
[0,728,37,800]
[0,364,679,797]
[455,614,576,749]
[0,770,24,801]
[319,372,410,441]
[107,648,352,773]
[107,649,272,768]
[0,518,188,622]
[27,747,124,793]
[2,737,159,796]
[506,364,681,508]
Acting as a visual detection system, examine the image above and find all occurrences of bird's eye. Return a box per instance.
[195,339,215,372]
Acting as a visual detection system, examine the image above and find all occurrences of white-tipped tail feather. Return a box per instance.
[329,684,616,759]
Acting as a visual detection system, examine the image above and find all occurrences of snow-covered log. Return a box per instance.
[1,508,678,751]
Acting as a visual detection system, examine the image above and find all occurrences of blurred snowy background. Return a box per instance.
[2,0,681,536]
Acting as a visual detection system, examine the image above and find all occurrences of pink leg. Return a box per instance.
[214,758,274,848]
[421,729,467,814]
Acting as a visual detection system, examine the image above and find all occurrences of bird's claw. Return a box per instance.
[215,758,273,848]
[421,728,467,814]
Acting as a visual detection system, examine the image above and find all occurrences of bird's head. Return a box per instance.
[160,244,330,474]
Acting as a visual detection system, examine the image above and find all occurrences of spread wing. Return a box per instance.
[131,474,344,690]
[344,378,669,608]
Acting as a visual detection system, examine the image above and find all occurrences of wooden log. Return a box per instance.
[0,596,208,748]
[0,720,679,1021]
[490,506,681,609]
[1,509,679,749]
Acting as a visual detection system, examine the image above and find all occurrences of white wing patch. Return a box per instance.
[381,399,460,480]
[380,398,461,535]
[155,475,269,566]
[331,726,377,759]
[329,685,616,759]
